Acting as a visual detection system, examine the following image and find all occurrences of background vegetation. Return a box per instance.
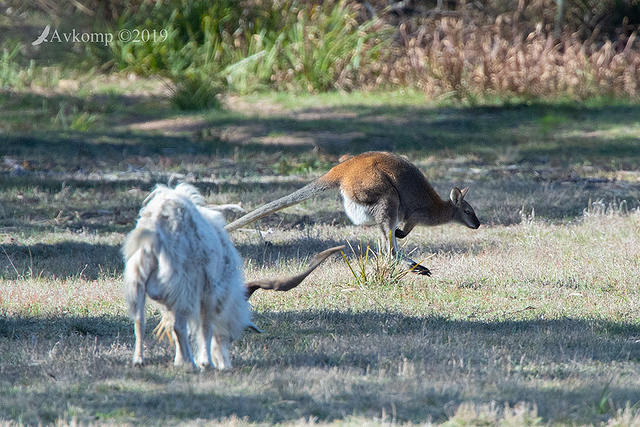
[1,0,640,425]
[1,0,640,106]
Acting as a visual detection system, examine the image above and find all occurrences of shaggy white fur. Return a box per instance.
[123,183,249,370]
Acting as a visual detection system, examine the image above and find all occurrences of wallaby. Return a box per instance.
[225,151,480,276]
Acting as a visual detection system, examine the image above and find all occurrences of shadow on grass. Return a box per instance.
[1,172,629,234]
[1,310,639,423]
[3,91,640,164]
[197,101,640,162]
[2,93,640,238]
[0,233,491,280]
[0,314,131,338]
[0,241,123,280]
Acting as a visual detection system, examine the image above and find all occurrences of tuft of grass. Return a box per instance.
[596,379,615,416]
[341,239,426,288]
[169,73,222,111]
[0,42,35,90]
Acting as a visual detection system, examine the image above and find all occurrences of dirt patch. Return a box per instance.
[294,110,359,120]
[124,94,365,144]
[128,116,209,134]
[224,95,286,116]
[255,131,365,146]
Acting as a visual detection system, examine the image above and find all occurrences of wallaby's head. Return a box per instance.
[450,187,480,229]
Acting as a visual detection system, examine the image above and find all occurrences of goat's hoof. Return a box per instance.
[132,357,143,367]
[410,263,431,276]
[197,362,212,372]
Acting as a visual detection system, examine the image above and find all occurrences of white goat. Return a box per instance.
[123,183,342,370]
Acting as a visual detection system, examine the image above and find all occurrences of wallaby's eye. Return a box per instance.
[464,210,471,215]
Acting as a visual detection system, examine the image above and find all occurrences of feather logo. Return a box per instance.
[32,25,50,46]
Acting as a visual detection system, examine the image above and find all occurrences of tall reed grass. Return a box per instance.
[0,43,36,90]
[17,1,640,105]
[385,16,639,100]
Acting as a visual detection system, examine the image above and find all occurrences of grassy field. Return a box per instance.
[1,82,640,425]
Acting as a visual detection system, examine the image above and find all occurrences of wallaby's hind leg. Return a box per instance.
[404,259,431,276]
[376,203,431,276]
[393,219,430,275]
[373,197,400,256]
[395,241,431,276]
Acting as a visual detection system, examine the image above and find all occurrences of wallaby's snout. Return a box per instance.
[460,205,480,229]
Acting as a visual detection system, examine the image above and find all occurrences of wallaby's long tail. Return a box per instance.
[224,180,334,232]
[245,245,344,298]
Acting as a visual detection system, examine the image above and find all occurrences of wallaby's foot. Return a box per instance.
[400,257,431,276]
[409,262,431,276]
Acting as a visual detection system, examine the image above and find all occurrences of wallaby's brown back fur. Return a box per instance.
[321,152,446,220]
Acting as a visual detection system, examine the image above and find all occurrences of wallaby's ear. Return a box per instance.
[450,187,463,206]
[460,187,469,198]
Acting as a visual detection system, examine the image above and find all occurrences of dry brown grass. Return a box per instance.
[1,89,640,424]
[2,208,640,425]
[374,17,640,99]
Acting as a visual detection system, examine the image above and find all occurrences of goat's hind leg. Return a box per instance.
[124,248,156,367]
[172,312,198,371]
[211,334,232,370]
[195,320,214,370]
[132,285,146,366]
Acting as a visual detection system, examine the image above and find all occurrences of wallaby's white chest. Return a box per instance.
[340,190,375,225]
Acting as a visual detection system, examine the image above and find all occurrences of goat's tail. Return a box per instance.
[224,179,336,232]
[245,245,344,298]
